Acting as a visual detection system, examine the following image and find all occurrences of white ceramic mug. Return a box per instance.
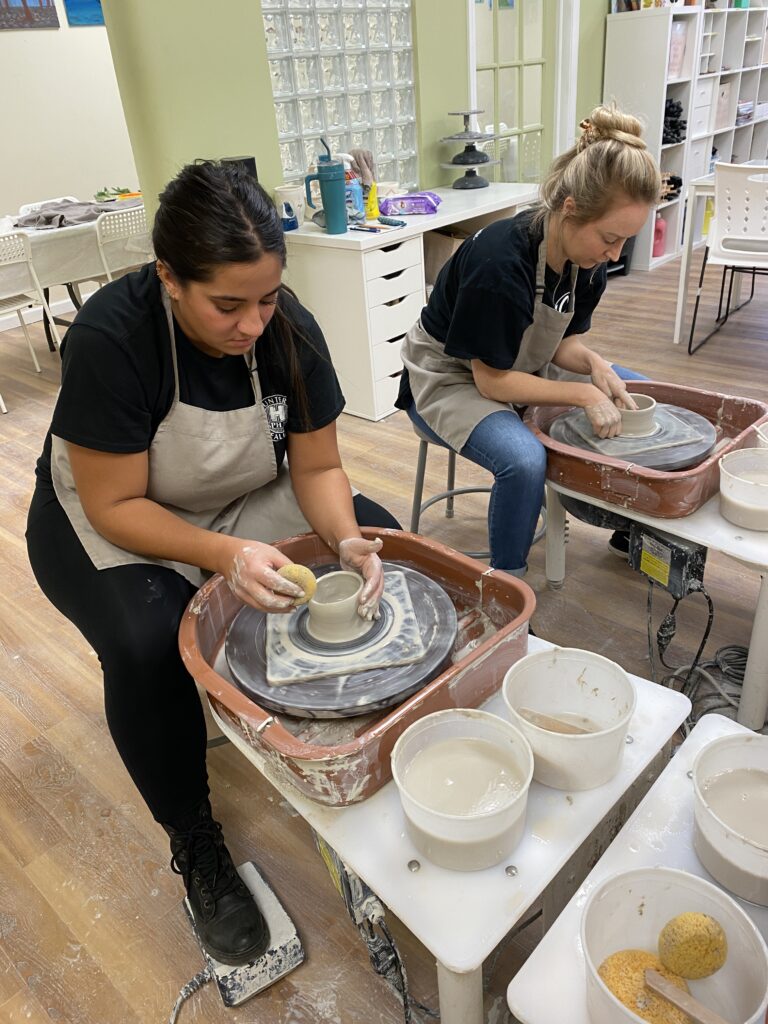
[273,183,306,225]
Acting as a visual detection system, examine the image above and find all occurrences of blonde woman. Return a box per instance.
[397,104,662,574]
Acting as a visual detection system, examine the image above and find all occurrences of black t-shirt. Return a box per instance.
[36,262,344,488]
[396,208,607,409]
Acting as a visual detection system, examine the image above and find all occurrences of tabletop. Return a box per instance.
[212,634,690,974]
[506,713,768,1024]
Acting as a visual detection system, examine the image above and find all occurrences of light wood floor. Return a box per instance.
[1,256,766,1023]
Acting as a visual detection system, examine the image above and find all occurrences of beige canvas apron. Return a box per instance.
[51,289,311,587]
[400,217,586,452]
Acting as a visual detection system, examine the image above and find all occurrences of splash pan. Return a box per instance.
[180,530,536,806]
[525,382,768,518]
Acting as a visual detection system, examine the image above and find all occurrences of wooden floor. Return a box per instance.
[1,255,767,1023]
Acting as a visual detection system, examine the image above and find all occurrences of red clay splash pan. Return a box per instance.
[524,382,768,518]
[179,529,535,806]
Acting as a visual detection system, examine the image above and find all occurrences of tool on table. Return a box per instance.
[168,861,304,1021]
[378,215,408,227]
[644,970,732,1024]
[279,201,299,232]
[440,109,499,189]
[350,225,383,233]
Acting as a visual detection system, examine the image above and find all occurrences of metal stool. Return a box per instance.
[409,429,548,564]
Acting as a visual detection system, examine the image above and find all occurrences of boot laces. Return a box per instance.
[170,819,241,901]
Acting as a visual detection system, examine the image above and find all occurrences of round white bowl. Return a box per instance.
[581,867,768,1024]
[620,393,657,438]
[502,647,636,791]
[719,448,768,532]
[391,708,533,871]
[692,733,768,907]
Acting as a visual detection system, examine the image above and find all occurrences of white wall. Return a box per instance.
[0,0,137,215]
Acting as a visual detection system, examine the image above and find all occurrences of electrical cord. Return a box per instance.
[168,967,213,1024]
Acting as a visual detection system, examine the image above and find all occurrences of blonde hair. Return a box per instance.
[536,103,662,226]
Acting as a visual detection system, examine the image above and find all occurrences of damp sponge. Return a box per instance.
[598,949,690,1024]
[277,563,317,605]
[657,911,728,980]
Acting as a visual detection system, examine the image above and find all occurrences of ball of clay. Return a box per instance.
[598,949,689,1024]
[277,563,317,605]
[658,911,728,980]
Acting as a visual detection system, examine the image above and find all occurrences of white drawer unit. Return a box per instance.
[284,183,539,420]
[693,77,715,111]
[688,138,710,180]
[691,105,712,139]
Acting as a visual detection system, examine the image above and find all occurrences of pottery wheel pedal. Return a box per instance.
[549,403,718,472]
[181,861,304,1010]
[225,563,458,718]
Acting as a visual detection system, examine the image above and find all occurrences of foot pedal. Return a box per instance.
[184,861,305,1008]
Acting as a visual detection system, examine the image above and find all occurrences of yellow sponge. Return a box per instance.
[598,949,689,1024]
[658,911,728,980]
[277,563,317,606]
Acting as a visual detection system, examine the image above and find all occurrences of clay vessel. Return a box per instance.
[619,393,657,437]
[306,570,366,643]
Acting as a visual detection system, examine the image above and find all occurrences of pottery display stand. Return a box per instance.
[545,480,768,731]
[507,714,768,1024]
[208,636,689,1024]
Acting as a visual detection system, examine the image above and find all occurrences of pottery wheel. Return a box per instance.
[549,403,717,471]
[224,563,458,719]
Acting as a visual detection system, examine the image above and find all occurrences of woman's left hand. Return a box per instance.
[338,536,384,620]
[589,359,638,411]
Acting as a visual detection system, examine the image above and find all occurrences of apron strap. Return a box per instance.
[537,216,578,315]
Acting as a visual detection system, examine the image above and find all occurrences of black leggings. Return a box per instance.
[26,488,401,823]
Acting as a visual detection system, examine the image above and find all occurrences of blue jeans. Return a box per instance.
[407,364,646,573]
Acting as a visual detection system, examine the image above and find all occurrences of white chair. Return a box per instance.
[0,232,59,413]
[688,162,768,354]
[95,205,151,282]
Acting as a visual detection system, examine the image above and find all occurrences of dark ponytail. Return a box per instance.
[153,161,314,427]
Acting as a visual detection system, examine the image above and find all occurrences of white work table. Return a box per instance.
[211,635,690,1024]
[284,183,539,421]
[507,713,768,1024]
[545,481,768,730]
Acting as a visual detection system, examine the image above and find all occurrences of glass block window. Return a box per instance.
[263,0,418,190]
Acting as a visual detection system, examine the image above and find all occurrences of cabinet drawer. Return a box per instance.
[688,139,709,180]
[369,290,423,345]
[372,335,405,379]
[374,372,402,419]
[364,237,422,280]
[693,78,715,110]
[366,263,424,307]
[691,106,711,137]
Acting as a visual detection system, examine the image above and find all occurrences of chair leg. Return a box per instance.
[716,266,728,322]
[446,449,456,519]
[410,439,429,533]
[17,310,41,374]
[688,246,728,355]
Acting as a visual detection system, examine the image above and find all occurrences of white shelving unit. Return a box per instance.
[604,2,768,271]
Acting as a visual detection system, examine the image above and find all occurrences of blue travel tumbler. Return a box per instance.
[304,139,348,235]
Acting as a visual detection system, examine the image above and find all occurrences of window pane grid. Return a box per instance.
[265,0,418,189]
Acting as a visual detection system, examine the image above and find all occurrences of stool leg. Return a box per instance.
[446,449,456,519]
[410,439,428,533]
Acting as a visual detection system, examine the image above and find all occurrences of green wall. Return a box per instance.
[577,0,607,125]
[101,0,282,217]
[413,0,471,188]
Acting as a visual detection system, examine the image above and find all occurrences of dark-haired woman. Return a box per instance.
[26,162,400,966]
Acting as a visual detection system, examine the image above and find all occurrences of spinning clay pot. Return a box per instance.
[306,570,368,643]
[619,393,657,437]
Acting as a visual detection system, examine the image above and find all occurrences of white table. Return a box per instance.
[210,635,690,1024]
[545,481,768,731]
[284,183,539,420]
[507,713,768,1024]
[672,161,768,347]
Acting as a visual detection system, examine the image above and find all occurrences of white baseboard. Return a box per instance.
[0,291,96,335]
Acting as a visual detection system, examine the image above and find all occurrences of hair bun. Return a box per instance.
[578,103,647,152]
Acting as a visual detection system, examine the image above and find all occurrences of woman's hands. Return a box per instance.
[338,536,384,620]
[584,396,623,439]
[222,539,306,613]
[589,358,637,412]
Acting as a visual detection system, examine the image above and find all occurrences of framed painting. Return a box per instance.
[63,0,104,27]
[0,1,59,31]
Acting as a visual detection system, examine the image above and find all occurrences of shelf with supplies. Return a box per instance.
[605,3,768,270]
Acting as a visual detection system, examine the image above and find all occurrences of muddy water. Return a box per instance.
[517,707,601,735]
[703,767,768,845]
[403,737,524,815]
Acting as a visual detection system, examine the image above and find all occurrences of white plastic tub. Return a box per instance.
[581,867,768,1024]
[692,733,768,907]
[756,422,768,449]
[719,448,768,531]
[391,708,533,871]
[501,647,636,791]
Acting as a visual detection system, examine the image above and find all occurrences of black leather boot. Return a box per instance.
[165,803,269,965]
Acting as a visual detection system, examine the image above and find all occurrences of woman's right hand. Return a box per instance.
[583,385,623,439]
[221,539,305,613]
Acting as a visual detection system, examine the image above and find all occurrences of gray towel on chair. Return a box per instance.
[15,198,143,230]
